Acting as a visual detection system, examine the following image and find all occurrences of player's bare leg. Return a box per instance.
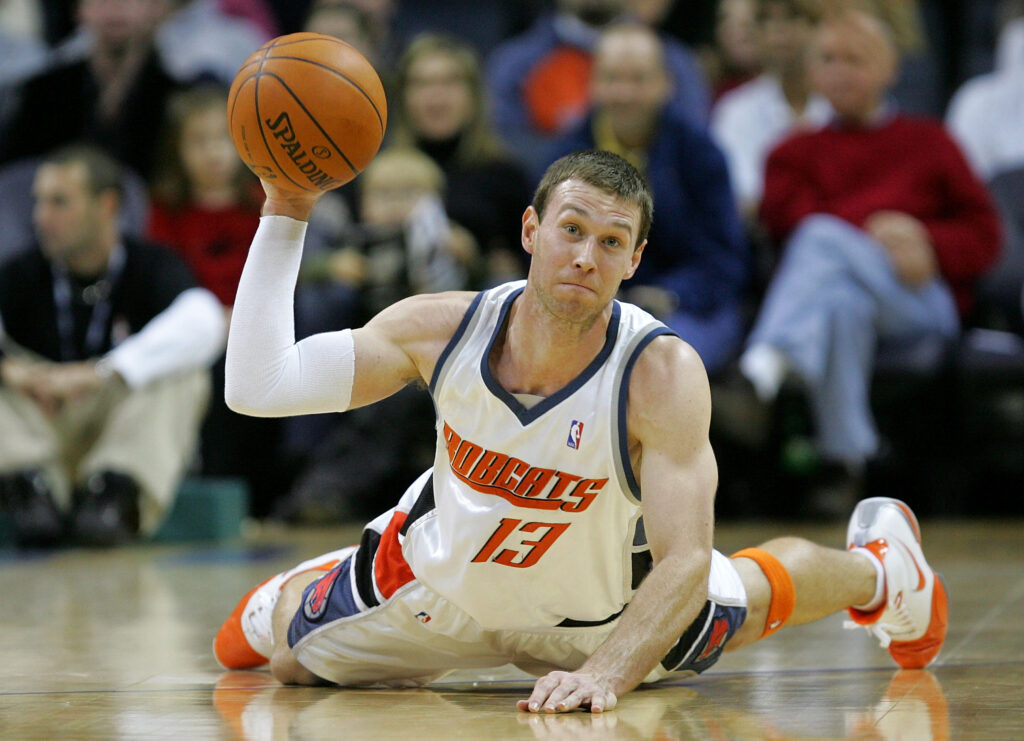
[726,498,948,668]
[727,537,877,650]
[269,571,324,686]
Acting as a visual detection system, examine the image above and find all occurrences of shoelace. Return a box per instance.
[844,619,892,648]
[844,601,918,648]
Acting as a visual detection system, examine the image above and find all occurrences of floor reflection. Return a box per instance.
[210,668,951,740]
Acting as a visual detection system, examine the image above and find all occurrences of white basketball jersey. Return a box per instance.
[402,281,674,631]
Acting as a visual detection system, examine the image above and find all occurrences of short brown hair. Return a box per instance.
[533,150,654,249]
[42,143,123,198]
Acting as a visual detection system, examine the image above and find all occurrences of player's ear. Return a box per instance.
[624,239,646,279]
[522,206,539,255]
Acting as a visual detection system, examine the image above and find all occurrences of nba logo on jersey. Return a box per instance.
[567,420,584,450]
[415,611,432,624]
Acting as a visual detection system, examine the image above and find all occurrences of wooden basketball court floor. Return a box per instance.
[2,518,1022,740]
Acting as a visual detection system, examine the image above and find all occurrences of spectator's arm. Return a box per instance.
[759,140,822,243]
[921,131,1002,283]
[103,287,226,388]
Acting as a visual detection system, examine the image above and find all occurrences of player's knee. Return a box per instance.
[729,546,796,643]
[270,644,319,686]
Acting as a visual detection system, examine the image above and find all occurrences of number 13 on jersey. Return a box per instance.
[471,518,571,568]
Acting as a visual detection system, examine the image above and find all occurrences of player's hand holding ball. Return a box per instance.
[227,31,387,219]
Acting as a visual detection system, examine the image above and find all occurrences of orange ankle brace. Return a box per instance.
[732,547,796,638]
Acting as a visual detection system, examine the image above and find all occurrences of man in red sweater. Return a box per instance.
[739,6,1000,508]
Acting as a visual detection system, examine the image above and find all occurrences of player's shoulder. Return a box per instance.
[628,334,710,418]
[632,334,707,388]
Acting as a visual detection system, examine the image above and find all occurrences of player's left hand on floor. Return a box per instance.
[517,670,618,714]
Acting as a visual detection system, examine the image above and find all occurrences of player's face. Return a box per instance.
[32,163,112,266]
[523,179,645,326]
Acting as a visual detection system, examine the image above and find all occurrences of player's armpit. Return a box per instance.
[348,291,477,408]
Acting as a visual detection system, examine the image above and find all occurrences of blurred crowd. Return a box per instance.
[1,0,1022,547]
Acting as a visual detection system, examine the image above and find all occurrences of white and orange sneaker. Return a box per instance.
[844,497,948,669]
[213,546,357,670]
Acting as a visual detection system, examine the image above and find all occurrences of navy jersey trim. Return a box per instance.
[661,601,712,670]
[615,327,676,500]
[557,604,626,628]
[429,290,486,395]
[353,528,382,608]
[399,476,435,536]
[480,290,622,426]
[660,602,747,674]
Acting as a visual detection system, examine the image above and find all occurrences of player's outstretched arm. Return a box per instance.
[226,180,471,417]
[519,336,717,713]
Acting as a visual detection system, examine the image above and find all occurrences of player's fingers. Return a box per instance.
[541,677,582,712]
[523,673,565,713]
[552,688,587,712]
[589,690,618,714]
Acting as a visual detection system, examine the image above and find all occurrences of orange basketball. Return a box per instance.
[227,32,387,192]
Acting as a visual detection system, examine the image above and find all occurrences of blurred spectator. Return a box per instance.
[390,0,542,61]
[280,146,470,522]
[218,0,280,37]
[392,34,532,286]
[552,22,749,375]
[151,0,271,86]
[307,0,398,65]
[300,147,476,323]
[947,9,1024,182]
[711,0,831,217]
[486,0,711,178]
[996,12,1024,70]
[305,0,380,64]
[739,7,1001,509]
[0,145,224,548]
[865,0,941,115]
[0,0,180,181]
[0,157,151,266]
[947,9,1024,330]
[0,0,49,122]
[148,85,260,307]
[699,0,762,103]
[146,84,289,517]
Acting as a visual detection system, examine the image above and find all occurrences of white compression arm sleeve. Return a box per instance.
[225,215,355,417]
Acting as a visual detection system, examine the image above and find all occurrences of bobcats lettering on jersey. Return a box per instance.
[443,421,606,513]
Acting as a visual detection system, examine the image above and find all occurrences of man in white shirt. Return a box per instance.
[711,0,831,216]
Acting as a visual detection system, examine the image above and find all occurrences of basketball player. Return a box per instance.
[215,151,947,713]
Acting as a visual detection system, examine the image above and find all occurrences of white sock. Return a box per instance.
[739,343,790,401]
[850,546,886,612]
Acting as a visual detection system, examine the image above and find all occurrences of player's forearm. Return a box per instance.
[578,551,711,696]
[225,216,355,416]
